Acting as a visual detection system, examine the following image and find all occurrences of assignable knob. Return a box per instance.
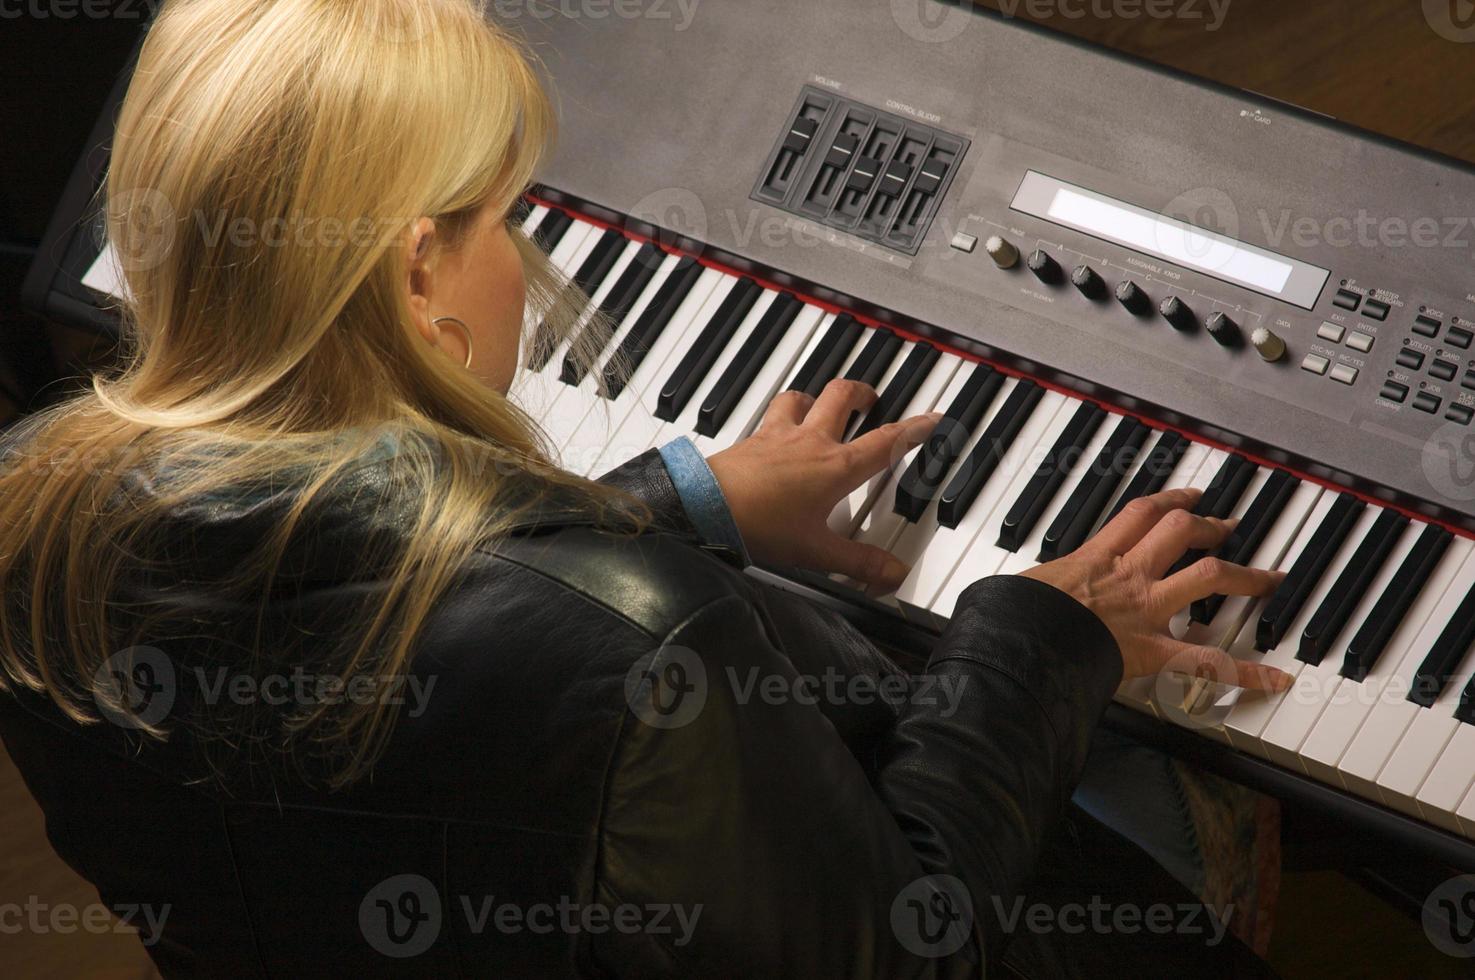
[1115,280,1152,316]
[1071,264,1106,300]
[1250,326,1287,362]
[1159,295,1196,331]
[1026,248,1063,285]
[1205,311,1241,347]
[985,235,1020,269]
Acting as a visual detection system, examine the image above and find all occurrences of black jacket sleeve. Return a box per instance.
[587,573,1122,976]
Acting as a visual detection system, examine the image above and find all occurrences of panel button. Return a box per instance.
[1363,298,1391,321]
[847,157,881,193]
[1333,288,1362,311]
[1346,331,1375,353]
[1413,315,1441,338]
[783,116,819,153]
[824,133,860,168]
[1329,364,1359,385]
[950,232,977,253]
[1414,391,1442,414]
[1448,325,1474,349]
[1396,348,1425,370]
[1448,404,1474,426]
[1317,321,1346,343]
[1431,358,1459,382]
[1465,369,1475,391]
[879,159,913,196]
[913,159,948,196]
[1380,380,1409,403]
[1300,353,1330,375]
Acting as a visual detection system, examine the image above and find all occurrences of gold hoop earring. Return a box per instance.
[432,316,474,369]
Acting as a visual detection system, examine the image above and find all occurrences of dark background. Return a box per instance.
[3,0,1475,975]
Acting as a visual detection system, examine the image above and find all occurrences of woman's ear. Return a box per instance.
[405,217,438,346]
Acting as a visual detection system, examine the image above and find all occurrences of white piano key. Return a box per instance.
[1376,623,1475,818]
[1260,515,1421,773]
[1457,775,1475,838]
[890,379,1063,628]
[1417,724,1475,833]
[1300,535,1472,788]
[519,204,550,235]
[583,271,739,476]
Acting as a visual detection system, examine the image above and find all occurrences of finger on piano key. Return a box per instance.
[692,294,806,442]
[1374,581,1475,817]
[1298,531,1471,789]
[1191,468,1299,624]
[828,351,962,544]
[928,389,1080,622]
[698,306,832,454]
[541,248,676,458]
[890,378,1055,627]
[854,344,942,439]
[1259,511,1421,773]
[994,405,1117,575]
[1162,478,1326,741]
[1337,556,1475,802]
[581,271,737,475]
[1037,415,1150,561]
[1164,452,1258,577]
[845,356,980,558]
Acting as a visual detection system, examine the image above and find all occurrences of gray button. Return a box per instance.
[1317,321,1345,343]
[1347,331,1375,353]
[950,232,977,253]
[1329,364,1359,385]
[1301,353,1330,375]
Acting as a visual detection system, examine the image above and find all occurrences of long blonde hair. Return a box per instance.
[0,0,631,787]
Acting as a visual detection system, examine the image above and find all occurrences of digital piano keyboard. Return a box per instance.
[23,2,1475,869]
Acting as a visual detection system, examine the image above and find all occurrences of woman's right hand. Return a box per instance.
[1021,487,1292,692]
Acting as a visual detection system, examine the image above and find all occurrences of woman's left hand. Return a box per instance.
[706,379,942,595]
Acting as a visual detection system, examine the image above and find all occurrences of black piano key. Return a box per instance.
[997,401,1107,553]
[528,229,628,371]
[1409,580,1475,707]
[1039,416,1149,561]
[1101,431,1189,526]
[854,344,941,438]
[1256,492,1364,652]
[1341,525,1453,683]
[788,315,863,397]
[654,279,762,422]
[1190,469,1298,624]
[843,330,903,388]
[695,295,803,437]
[601,257,702,399]
[1297,509,1409,666]
[529,209,572,253]
[937,381,1045,529]
[894,366,1003,522]
[1167,454,1258,576]
[1458,682,1475,726]
[559,242,664,386]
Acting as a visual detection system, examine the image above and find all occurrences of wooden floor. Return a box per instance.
[5,0,1475,976]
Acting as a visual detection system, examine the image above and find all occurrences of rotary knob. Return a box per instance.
[1159,295,1196,331]
[1205,311,1241,347]
[1071,264,1106,300]
[1115,280,1152,316]
[1250,326,1286,362]
[985,235,1020,269]
[1026,248,1063,285]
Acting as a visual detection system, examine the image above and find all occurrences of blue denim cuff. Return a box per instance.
[657,437,750,566]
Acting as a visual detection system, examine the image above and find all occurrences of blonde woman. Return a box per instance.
[0,1,1285,975]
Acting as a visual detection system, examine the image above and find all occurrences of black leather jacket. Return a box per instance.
[0,448,1270,977]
